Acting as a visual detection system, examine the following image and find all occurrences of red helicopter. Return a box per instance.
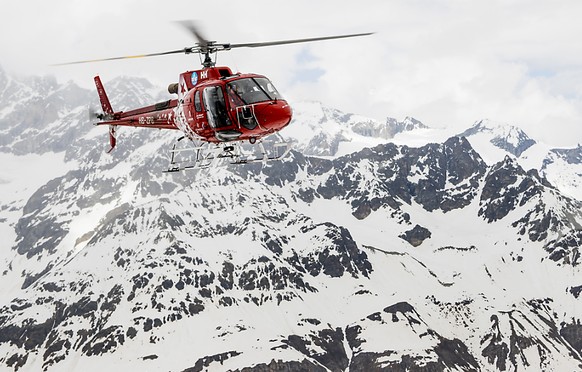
[59,23,373,171]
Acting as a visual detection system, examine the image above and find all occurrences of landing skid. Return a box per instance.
[164,133,292,172]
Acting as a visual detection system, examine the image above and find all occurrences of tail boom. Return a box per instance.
[92,75,179,152]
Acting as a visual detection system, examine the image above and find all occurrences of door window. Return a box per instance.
[203,86,230,128]
[194,90,202,112]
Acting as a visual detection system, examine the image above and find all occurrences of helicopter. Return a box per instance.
[58,23,373,171]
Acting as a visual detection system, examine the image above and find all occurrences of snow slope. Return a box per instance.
[0,69,581,371]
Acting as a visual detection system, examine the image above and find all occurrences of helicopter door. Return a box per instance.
[192,89,211,135]
[203,86,231,129]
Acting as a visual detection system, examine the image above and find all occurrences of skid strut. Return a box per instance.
[164,133,292,172]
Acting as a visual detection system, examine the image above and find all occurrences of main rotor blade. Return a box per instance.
[52,48,193,66]
[51,31,374,66]
[175,20,209,47]
[228,32,374,49]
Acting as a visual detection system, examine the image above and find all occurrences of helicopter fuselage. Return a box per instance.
[95,66,292,147]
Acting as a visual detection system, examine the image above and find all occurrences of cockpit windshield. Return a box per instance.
[226,77,282,107]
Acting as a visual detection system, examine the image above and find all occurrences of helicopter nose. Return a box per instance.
[256,101,292,131]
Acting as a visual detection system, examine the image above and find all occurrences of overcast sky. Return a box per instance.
[1,0,581,146]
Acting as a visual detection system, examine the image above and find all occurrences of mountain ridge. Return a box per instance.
[0,70,581,371]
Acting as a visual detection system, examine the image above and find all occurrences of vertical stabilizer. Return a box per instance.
[94,76,117,152]
[94,76,114,117]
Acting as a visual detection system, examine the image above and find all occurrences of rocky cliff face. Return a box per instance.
[0,70,581,371]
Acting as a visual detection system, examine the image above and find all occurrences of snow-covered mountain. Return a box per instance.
[458,119,537,159]
[1,68,581,371]
[540,145,582,201]
[282,101,428,157]
[458,118,582,201]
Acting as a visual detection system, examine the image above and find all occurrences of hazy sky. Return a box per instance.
[1,0,581,146]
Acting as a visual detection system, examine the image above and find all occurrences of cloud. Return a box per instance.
[1,0,581,146]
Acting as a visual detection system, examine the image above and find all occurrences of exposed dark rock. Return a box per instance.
[126,327,137,339]
[302,318,321,326]
[490,136,536,157]
[42,337,71,369]
[479,157,526,222]
[5,353,28,371]
[479,303,574,372]
[367,312,382,322]
[345,324,363,351]
[399,225,431,247]
[349,351,398,371]
[282,328,348,372]
[545,230,582,266]
[101,284,123,313]
[182,351,241,372]
[188,302,204,315]
[82,326,125,356]
[21,264,53,289]
[219,262,235,290]
[0,317,54,351]
[546,145,582,165]
[297,223,372,279]
[384,301,415,315]
[239,270,258,290]
[234,359,327,372]
[312,137,486,219]
[560,322,582,355]
[434,337,480,371]
[15,216,68,259]
[347,304,480,371]
[569,285,582,298]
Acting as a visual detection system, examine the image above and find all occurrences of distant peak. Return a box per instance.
[402,116,427,127]
[468,118,524,133]
[459,119,536,157]
[549,146,582,165]
[476,118,495,126]
[385,116,429,137]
